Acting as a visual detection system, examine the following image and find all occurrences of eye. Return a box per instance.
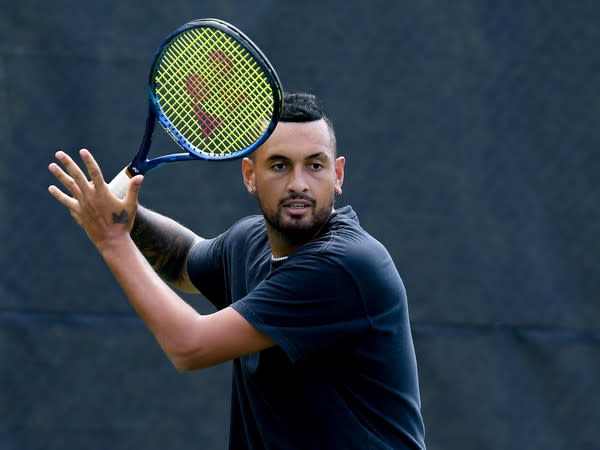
[271,162,287,171]
[310,162,324,170]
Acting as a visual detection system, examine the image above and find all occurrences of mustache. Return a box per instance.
[278,194,316,207]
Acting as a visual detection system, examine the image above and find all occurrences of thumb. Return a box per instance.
[124,175,144,206]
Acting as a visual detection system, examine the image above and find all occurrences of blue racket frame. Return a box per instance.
[127,18,283,176]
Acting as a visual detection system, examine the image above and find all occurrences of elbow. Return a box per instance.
[159,312,225,372]
[166,345,215,372]
[171,357,197,373]
[158,316,211,372]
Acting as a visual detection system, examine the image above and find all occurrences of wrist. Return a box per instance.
[95,232,135,258]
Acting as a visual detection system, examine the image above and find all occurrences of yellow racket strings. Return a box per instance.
[154,27,275,156]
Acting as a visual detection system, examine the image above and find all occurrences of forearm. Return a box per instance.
[132,205,202,290]
[99,235,273,371]
[100,235,204,366]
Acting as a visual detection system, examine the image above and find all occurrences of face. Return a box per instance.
[242,120,345,247]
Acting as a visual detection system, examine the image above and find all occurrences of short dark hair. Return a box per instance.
[280,92,325,122]
[279,92,337,151]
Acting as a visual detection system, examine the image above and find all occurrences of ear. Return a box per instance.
[242,157,256,193]
[334,156,345,194]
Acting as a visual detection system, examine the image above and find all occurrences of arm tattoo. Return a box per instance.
[130,210,196,283]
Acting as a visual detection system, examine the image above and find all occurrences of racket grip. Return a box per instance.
[108,167,132,199]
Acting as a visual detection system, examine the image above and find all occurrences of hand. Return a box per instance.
[48,149,144,251]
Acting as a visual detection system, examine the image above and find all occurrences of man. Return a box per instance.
[48,93,426,449]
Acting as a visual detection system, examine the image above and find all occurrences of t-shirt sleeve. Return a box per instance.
[231,254,370,363]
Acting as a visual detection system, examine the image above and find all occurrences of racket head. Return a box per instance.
[147,18,283,162]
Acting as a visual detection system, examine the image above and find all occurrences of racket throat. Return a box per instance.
[129,104,158,175]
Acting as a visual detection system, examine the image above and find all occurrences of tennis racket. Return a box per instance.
[108,18,283,198]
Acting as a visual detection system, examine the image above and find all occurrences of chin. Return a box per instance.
[259,197,334,241]
[278,212,331,241]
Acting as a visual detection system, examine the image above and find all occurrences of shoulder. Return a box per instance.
[298,206,392,269]
[290,206,406,312]
[203,214,265,251]
[228,214,264,238]
[189,214,266,265]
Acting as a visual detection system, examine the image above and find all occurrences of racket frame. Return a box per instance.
[126,18,283,176]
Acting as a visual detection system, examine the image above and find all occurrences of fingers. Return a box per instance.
[53,151,92,194]
[47,183,79,210]
[48,148,135,245]
[48,159,83,199]
[79,148,107,190]
[47,148,106,211]
[69,208,83,226]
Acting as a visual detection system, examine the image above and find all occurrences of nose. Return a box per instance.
[287,165,309,193]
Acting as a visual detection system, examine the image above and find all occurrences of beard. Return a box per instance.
[257,192,335,245]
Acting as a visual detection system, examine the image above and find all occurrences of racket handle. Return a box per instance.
[108,167,132,199]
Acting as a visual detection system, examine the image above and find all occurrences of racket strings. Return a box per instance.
[159,31,232,143]
[154,27,275,156]
[161,32,225,144]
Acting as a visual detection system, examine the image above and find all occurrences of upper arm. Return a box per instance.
[184,235,231,310]
[173,306,275,371]
[132,206,204,292]
[173,238,204,293]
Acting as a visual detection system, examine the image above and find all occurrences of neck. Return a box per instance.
[265,224,309,259]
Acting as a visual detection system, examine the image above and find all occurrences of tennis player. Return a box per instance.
[48,92,426,449]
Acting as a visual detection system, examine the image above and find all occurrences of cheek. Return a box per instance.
[257,174,286,195]
[256,185,280,209]
[314,175,337,195]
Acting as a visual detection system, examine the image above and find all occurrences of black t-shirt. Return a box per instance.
[188,206,426,449]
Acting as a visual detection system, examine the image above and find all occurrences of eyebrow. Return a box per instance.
[266,152,330,162]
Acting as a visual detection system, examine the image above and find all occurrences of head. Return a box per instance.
[242,92,345,253]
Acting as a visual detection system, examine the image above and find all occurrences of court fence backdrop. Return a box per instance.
[1,1,599,449]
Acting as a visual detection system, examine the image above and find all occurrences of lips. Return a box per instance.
[283,202,310,209]
[280,197,315,215]
[280,197,314,209]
